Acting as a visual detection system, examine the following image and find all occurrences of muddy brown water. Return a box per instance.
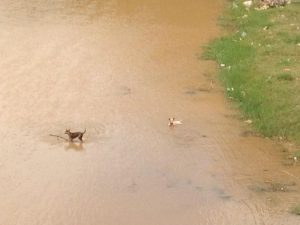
[0,1,300,225]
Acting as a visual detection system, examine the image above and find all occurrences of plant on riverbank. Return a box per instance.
[291,204,300,215]
[203,1,300,143]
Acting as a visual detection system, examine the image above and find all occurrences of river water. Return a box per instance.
[0,1,299,224]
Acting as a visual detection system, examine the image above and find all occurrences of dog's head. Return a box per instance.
[65,129,71,134]
[168,118,175,126]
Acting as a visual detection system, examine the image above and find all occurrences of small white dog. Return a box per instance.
[168,118,182,126]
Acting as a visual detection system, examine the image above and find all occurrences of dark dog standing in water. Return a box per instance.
[65,129,86,142]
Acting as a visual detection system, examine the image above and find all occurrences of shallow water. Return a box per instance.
[0,1,300,224]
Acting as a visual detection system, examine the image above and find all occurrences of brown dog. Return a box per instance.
[65,129,86,142]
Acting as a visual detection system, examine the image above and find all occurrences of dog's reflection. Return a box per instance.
[64,141,85,151]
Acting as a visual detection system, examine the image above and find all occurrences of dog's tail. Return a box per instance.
[83,129,86,134]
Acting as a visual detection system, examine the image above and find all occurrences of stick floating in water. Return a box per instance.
[49,134,69,141]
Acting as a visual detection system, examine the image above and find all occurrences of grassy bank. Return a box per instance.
[292,204,300,215]
[204,1,300,143]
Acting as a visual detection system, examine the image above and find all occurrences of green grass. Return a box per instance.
[203,1,300,143]
[291,204,300,215]
[292,150,300,158]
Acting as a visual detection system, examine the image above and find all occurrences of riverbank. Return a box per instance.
[204,1,300,148]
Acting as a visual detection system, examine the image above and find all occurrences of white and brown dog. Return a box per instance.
[168,118,182,127]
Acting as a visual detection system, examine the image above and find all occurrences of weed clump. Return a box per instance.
[291,205,300,215]
[277,73,294,81]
